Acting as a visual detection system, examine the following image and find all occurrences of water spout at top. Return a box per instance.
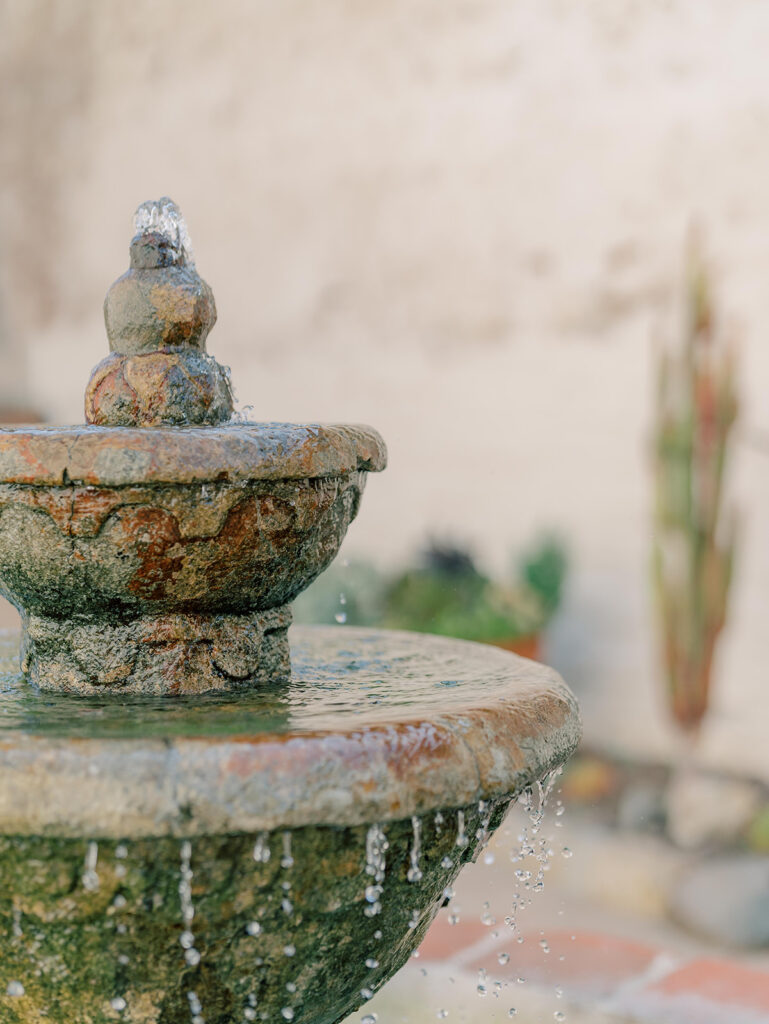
[133,196,195,267]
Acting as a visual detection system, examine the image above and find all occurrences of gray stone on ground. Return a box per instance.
[665,770,763,850]
[617,781,667,834]
[669,855,769,948]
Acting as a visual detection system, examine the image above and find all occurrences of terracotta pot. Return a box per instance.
[491,633,542,660]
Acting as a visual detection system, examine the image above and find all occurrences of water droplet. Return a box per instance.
[281,832,294,869]
[360,987,374,1000]
[441,856,453,869]
[483,852,495,865]
[363,825,387,917]
[498,952,510,965]
[6,981,24,997]
[561,847,573,859]
[112,894,127,909]
[110,997,127,1012]
[181,930,196,948]
[334,612,347,624]
[185,948,201,966]
[539,938,550,953]
[361,1015,378,1024]
[508,1010,517,1018]
[283,945,296,958]
[554,1014,566,1022]
[246,921,262,936]
[83,841,100,891]
[244,1010,257,1021]
[456,810,469,849]
[437,1011,449,1019]
[555,987,563,999]
[476,985,487,997]
[448,911,460,925]
[253,834,271,864]
[281,1009,295,1021]
[115,844,128,859]
[286,983,297,994]
[365,958,379,969]
[407,816,423,882]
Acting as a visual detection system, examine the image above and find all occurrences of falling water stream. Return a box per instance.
[351,773,573,1024]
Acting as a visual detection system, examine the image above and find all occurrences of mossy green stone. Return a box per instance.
[0,801,508,1024]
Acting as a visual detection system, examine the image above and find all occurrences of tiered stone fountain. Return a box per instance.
[0,200,580,1024]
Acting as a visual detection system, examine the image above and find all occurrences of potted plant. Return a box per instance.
[381,537,567,657]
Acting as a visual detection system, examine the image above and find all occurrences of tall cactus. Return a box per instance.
[652,241,738,735]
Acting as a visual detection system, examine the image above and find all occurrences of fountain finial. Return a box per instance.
[84,197,233,427]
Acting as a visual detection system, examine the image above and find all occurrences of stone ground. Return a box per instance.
[345,799,769,1024]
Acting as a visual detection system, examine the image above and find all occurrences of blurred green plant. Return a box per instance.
[294,537,568,648]
[652,239,738,735]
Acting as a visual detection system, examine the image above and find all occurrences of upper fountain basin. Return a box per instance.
[0,421,385,620]
[0,420,385,695]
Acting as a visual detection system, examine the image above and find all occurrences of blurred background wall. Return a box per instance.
[0,0,767,775]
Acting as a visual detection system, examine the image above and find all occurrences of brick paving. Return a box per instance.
[419,919,769,1024]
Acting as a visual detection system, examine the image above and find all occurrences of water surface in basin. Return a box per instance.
[0,625,556,740]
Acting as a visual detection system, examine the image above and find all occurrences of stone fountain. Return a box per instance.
[0,200,581,1024]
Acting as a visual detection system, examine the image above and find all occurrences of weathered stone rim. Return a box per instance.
[0,626,581,839]
[0,422,386,486]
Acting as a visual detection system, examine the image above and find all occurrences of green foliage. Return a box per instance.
[747,806,769,853]
[518,536,568,618]
[652,239,738,734]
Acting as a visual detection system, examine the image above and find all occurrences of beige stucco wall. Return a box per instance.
[1,0,767,776]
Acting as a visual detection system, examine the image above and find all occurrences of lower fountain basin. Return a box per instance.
[0,626,581,1024]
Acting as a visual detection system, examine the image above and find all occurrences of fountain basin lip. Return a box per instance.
[0,626,581,839]
[0,422,386,486]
